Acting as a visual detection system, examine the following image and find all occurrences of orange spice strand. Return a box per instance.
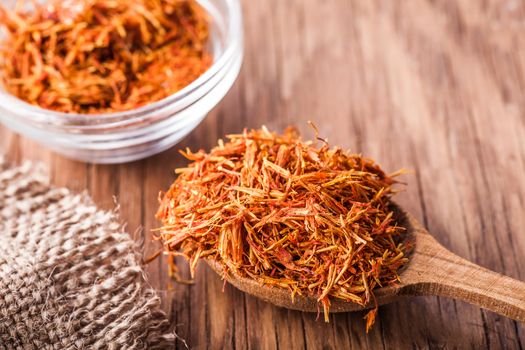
[0,0,212,113]
[156,126,408,331]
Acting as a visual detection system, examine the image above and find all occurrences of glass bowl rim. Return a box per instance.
[0,0,242,125]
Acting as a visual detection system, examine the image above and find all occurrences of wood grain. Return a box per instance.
[1,0,525,348]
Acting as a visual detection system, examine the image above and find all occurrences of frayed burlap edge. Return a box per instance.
[0,158,176,349]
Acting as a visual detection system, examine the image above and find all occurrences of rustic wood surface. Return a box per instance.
[1,0,525,349]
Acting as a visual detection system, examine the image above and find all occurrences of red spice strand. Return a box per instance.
[156,126,408,331]
[0,0,212,113]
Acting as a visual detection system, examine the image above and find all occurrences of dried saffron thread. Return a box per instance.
[156,126,408,331]
[0,0,212,113]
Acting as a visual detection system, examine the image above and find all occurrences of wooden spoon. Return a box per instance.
[207,204,525,322]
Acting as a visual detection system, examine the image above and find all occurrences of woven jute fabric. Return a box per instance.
[0,159,175,349]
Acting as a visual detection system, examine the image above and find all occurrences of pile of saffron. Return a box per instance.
[156,126,407,331]
[0,0,211,113]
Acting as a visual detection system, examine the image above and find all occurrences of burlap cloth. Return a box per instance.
[0,159,175,349]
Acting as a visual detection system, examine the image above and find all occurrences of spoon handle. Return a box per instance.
[402,232,525,322]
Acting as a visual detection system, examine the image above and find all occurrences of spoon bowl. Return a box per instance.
[207,204,525,321]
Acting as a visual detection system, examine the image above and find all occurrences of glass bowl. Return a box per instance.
[0,0,243,163]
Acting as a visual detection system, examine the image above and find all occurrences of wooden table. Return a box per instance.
[2,1,525,348]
